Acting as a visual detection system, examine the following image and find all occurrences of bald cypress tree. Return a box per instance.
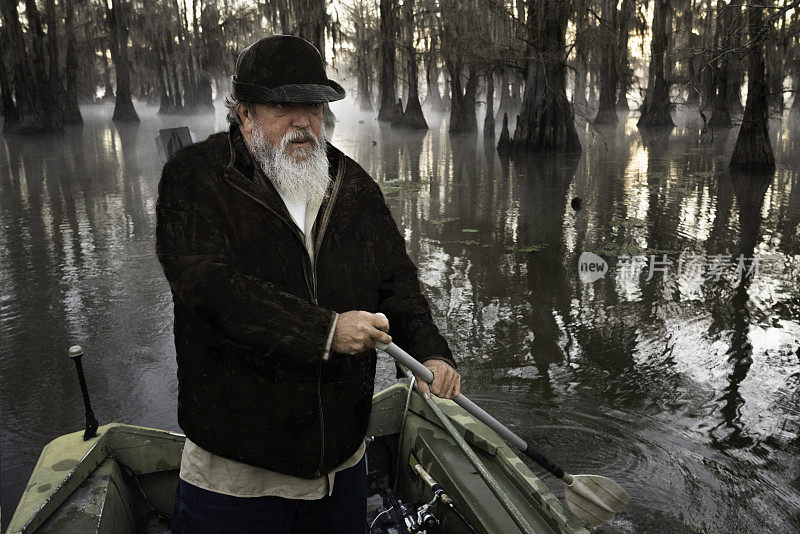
[394,0,428,129]
[511,0,580,152]
[378,0,400,121]
[108,0,140,122]
[729,0,774,171]
[638,0,674,128]
[0,0,62,132]
[594,0,619,125]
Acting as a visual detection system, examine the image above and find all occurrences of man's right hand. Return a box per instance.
[331,311,391,355]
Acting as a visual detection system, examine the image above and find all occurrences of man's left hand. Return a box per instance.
[416,360,461,400]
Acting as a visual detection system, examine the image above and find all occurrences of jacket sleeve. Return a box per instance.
[372,185,456,372]
[155,157,337,364]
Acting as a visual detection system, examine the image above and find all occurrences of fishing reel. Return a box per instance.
[369,488,440,534]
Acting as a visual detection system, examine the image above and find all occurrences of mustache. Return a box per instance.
[282,128,320,150]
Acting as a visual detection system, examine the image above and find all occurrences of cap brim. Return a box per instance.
[232,78,346,104]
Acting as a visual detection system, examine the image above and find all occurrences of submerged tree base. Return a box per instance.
[378,98,403,122]
[707,99,733,128]
[497,112,512,155]
[392,97,428,130]
[594,101,618,126]
[512,86,581,153]
[3,114,64,135]
[113,98,140,123]
[637,100,674,128]
[729,119,775,172]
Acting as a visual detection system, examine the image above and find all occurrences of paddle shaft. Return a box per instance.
[377,341,569,482]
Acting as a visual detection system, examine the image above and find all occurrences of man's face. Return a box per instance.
[238,101,324,162]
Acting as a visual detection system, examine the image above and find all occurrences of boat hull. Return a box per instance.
[7,382,587,534]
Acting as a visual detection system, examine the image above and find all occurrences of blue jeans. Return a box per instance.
[171,456,367,533]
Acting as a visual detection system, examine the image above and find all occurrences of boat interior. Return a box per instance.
[7,381,586,534]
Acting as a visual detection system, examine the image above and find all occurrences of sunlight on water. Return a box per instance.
[1,100,799,533]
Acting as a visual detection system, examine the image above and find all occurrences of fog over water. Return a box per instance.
[2,100,799,533]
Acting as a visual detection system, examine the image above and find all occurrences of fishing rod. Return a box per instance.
[409,454,477,534]
[375,340,631,527]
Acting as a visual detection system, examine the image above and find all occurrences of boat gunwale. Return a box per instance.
[8,383,586,534]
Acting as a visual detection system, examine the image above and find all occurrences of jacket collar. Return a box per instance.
[222,123,345,250]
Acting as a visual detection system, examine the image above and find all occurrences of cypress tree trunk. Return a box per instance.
[510,72,522,107]
[0,0,34,131]
[0,26,19,126]
[377,0,397,121]
[441,71,451,107]
[638,0,674,128]
[683,0,700,105]
[573,53,587,108]
[616,0,632,111]
[23,0,62,131]
[698,0,715,108]
[63,0,83,123]
[45,0,65,125]
[394,0,427,129]
[101,49,115,100]
[163,33,183,111]
[708,0,734,128]
[764,14,784,111]
[356,20,373,111]
[484,67,495,137]
[357,52,373,111]
[423,57,443,110]
[0,0,62,132]
[791,63,800,120]
[181,69,193,110]
[109,0,139,122]
[24,0,49,101]
[573,7,589,109]
[171,0,193,111]
[423,33,444,111]
[727,3,745,115]
[447,60,478,133]
[193,0,213,112]
[155,38,173,114]
[512,0,580,152]
[594,0,619,125]
[497,112,511,154]
[496,68,512,119]
[729,0,774,171]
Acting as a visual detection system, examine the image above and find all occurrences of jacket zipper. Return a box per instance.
[311,159,344,477]
[223,172,315,300]
[311,161,344,304]
[223,159,345,478]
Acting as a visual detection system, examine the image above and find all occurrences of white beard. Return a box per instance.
[249,122,331,208]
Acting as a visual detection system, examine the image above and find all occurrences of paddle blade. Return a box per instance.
[564,474,630,526]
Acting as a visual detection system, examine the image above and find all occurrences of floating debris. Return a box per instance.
[380,179,426,196]
[505,243,549,253]
[609,217,653,228]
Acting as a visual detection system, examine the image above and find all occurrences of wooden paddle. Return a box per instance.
[376,340,631,526]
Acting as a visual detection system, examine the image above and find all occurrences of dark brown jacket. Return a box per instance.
[155,124,455,478]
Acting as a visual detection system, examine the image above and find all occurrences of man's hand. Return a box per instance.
[416,359,461,400]
[332,311,392,354]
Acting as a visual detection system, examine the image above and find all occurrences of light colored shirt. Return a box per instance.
[277,188,307,236]
[179,438,366,499]
[179,168,361,499]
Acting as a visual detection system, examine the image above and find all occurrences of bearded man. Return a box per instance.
[155,35,460,533]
